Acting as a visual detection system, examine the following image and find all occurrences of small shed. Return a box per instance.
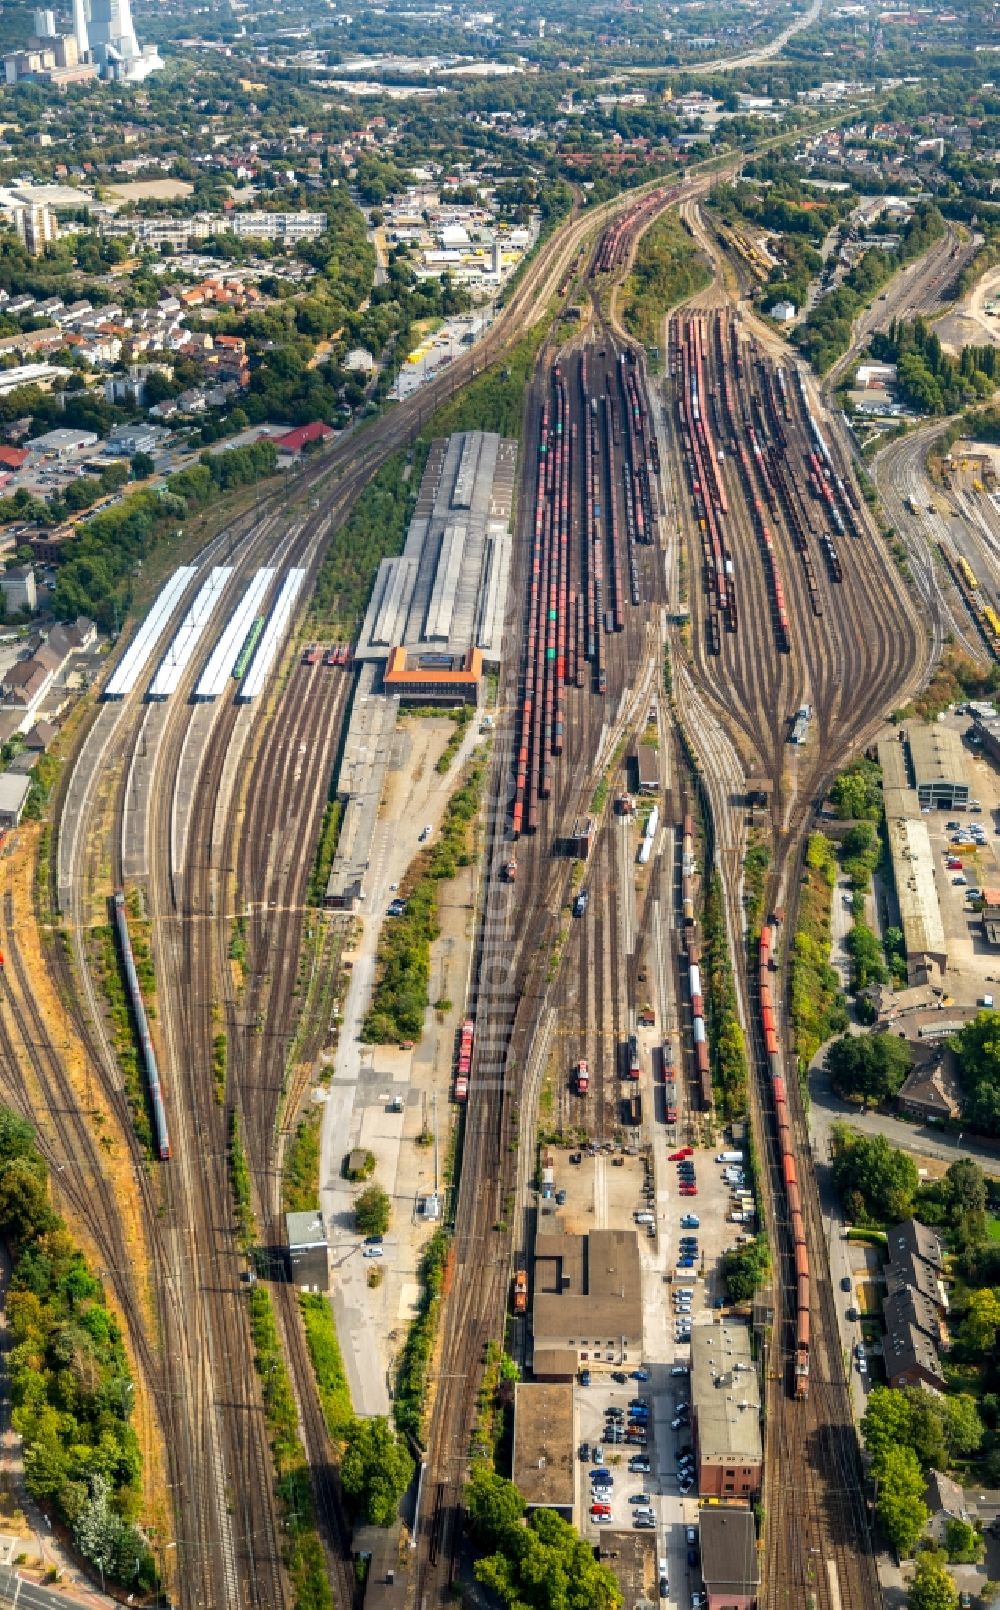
[634,744,659,796]
[285,1209,328,1292]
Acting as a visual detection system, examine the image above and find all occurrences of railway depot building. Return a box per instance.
[355,430,516,683]
[530,1227,643,1368]
[690,1322,762,1499]
[326,430,516,910]
[878,735,949,985]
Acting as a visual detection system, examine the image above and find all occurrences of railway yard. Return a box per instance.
[3,121,1000,1610]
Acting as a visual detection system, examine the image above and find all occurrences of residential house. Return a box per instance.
[882,1218,948,1393]
[923,1470,968,1546]
[896,1042,962,1123]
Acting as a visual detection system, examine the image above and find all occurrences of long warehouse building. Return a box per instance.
[104,567,198,700]
[195,568,276,701]
[879,734,948,984]
[355,430,516,682]
[148,566,233,700]
[238,568,307,702]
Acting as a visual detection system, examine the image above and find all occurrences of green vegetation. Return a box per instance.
[824,1032,913,1106]
[299,1294,354,1445]
[311,444,428,635]
[621,211,711,362]
[394,1227,449,1444]
[307,799,344,907]
[212,1031,227,1105]
[228,1111,254,1252]
[831,1126,918,1224]
[743,836,771,940]
[245,1284,333,1610]
[952,1011,1000,1134]
[424,323,546,440]
[435,704,473,773]
[944,1516,984,1563]
[92,924,152,1156]
[702,873,748,1119]
[55,439,278,631]
[830,757,883,821]
[795,204,946,373]
[721,1234,771,1303]
[353,1183,391,1238]
[283,1108,322,1215]
[465,1467,620,1610]
[341,1417,415,1527]
[869,316,999,415]
[363,759,485,1044]
[862,1386,986,1561]
[789,832,847,1077]
[345,1148,376,1183]
[0,1108,157,1591]
[908,1555,959,1610]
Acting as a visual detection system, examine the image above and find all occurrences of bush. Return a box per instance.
[824,1032,912,1105]
[345,1148,376,1183]
[354,1184,390,1238]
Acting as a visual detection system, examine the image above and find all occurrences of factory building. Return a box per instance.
[906,723,969,811]
[355,431,516,678]
[879,736,949,984]
[382,646,482,705]
[530,1227,643,1368]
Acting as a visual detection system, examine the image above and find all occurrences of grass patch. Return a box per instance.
[91,923,153,1156]
[702,873,748,1120]
[394,1227,450,1445]
[789,832,848,1081]
[283,1106,322,1213]
[621,210,712,366]
[308,799,344,908]
[246,1284,333,1610]
[299,1293,354,1445]
[228,1110,254,1253]
[363,759,485,1044]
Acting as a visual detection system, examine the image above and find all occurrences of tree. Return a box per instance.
[721,1236,770,1302]
[959,1287,1000,1352]
[953,1010,1000,1135]
[875,1444,928,1557]
[825,1033,912,1106]
[130,452,155,480]
[943,1516,983,1564]
[0,1156,54,1245]
[863,1386,914,1468]
[907,1553,959,1610]
[944,1158,987,1245]
[354,1184,391,1238]
[942,1393,984,1458]
[832,1130,918,1223]
[340,1417,414,1527]
[830,760,883,820]
[466,1466,526,1547]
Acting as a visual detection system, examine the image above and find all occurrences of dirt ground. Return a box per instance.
[0,826,168,1550]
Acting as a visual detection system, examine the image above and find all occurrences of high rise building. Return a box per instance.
[14,204,58,257]
[71,0,90,59]
[87,0,139,63]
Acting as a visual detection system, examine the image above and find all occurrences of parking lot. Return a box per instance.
[561,1132,756,1608]
[918,713,1000,1005]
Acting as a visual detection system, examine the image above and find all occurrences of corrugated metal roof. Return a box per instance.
[887,813,947,961]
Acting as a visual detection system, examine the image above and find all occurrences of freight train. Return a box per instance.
[111,890,170,1160]
[511,347,655,836]
[591,188,668,276]
[454,1017,475,1102]
[759,916,809,1400]
[679,812,712,1111]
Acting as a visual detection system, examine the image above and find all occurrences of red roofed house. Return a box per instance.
[276,422,335,457]
[0,447,28,471]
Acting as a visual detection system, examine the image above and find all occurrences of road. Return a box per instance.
[808,1048,1000,1177]
[608,0,824,75]
[0,1570,113,1610]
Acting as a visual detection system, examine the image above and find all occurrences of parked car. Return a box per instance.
[680,1214,700,1228]
[631,1368,651,1381]
[629,1493,652,1507]
[629,1455,651,1474]
[841,1276,851,1292]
